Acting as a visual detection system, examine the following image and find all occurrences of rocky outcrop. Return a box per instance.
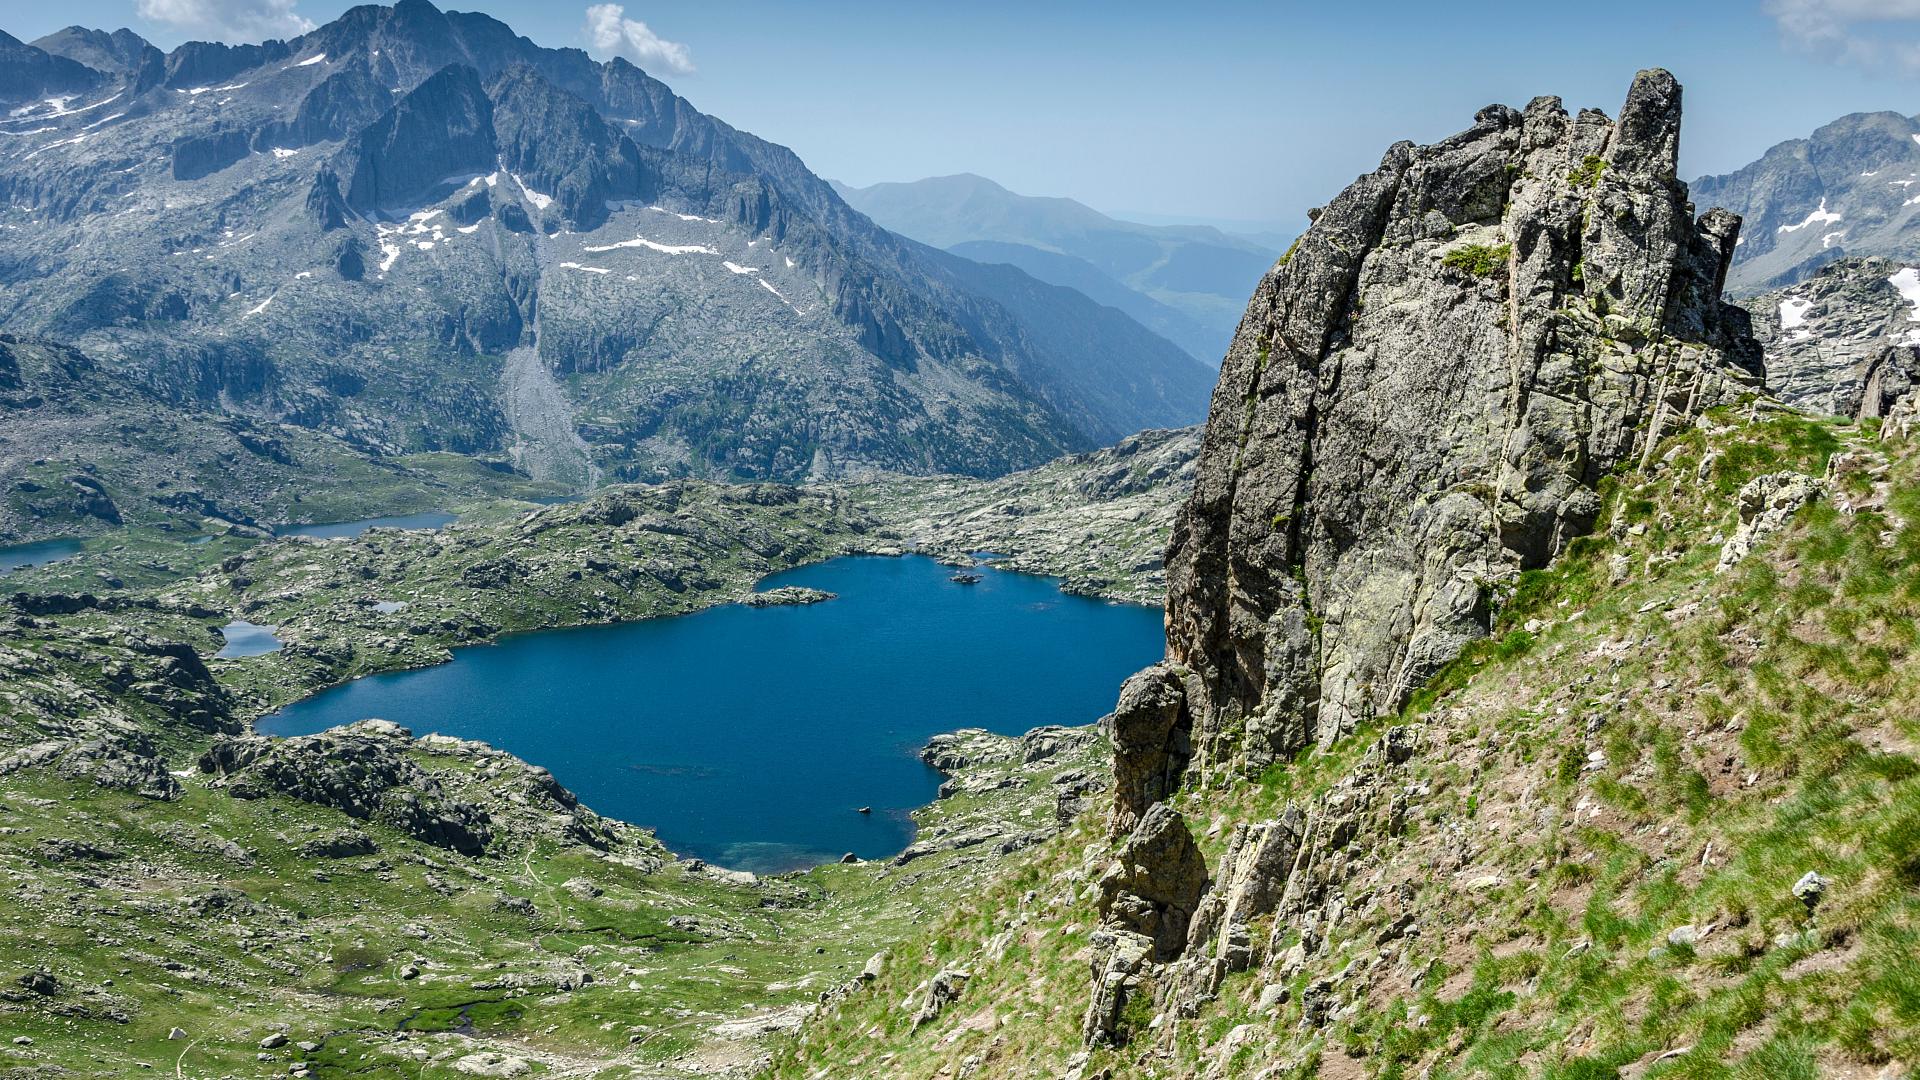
[201,721,496,855]
[1089,70,1764,1048]
[0,735,181,801]
[1850,345,1920,420]
[1145,70,1760,796]
[740,586,834,608]
[1717,471,1823,572]
[198,719,622,856]
[308,169,352,232]
[1094,803,1207,962]
[1132,726,1421,1039]
[1182,809,1304,973]
[170,128,252,182]
[910,968,970,1030]
[1108,665,1192,833]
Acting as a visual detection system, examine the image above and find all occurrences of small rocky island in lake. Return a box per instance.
[742,585,838,607]
[949,571,983,584]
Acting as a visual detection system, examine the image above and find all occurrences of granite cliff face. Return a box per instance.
[1096,70,1763,1014]
[1114,70,1763,824]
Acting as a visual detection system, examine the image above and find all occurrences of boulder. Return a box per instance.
[1717,472,1821,572]
[1107,665,1191,833]
[910,967,970,1030]
[1095,803,1208,961]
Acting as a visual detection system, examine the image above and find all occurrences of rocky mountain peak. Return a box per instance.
[340,63,494,217]
[0,1,1213,483]
[0,29,108,106]
[29,26,152,76]
[486,63,656,229]
[1694,109,1920,293]
[1114,69,1762,826]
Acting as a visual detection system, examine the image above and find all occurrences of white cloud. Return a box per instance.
[584,4,694,76]
[1766,0,1920,74]
[135,0,315,41]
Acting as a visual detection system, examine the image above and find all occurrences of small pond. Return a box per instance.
[216,620,285,659]
[0,539,84,573]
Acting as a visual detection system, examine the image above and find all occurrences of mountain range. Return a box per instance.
[1694,110,1920,294]
[833,173,1280,363]
[0,2,1216,493]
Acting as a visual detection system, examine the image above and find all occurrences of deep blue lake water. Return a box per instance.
[0,539,83,572]
[275,512,457,540]
[258,555,1165,873]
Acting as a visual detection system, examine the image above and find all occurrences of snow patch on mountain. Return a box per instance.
[581,236,717,256]
[1778,198,1842,234]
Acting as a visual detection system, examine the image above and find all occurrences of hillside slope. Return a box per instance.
[0,334,557,544]
[778,404,1920,1080]
[770,71,1920,1080]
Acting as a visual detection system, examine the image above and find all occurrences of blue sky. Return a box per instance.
[6,0,1917,232]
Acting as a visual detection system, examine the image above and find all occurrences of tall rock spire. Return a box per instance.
[1112,70,1764,814]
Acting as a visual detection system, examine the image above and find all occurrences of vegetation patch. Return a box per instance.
[1442,242,1512,277]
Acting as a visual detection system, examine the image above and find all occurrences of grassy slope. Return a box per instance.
[0,723,1105,1078]
[0,478,1126,1077]
[772,407,1920,1079]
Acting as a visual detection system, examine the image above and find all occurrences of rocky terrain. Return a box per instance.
[166,483,874,709]
[1694,110,1920,294]
[0,702,1110,1078]
[849,426,1200,604]
[775,71,1920,1079]
[0,3,1214,487]
[1745,257,1920,417]
[0,334,562,545]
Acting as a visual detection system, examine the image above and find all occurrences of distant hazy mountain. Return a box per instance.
[0,2,1214,490]
[944,239,1214,362]
[1694,111,1920,294]
[833,173,1280,363]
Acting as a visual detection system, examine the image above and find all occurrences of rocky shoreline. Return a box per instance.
[846,427,1198,606]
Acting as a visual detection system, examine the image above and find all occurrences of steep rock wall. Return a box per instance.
[1114,71,1764,835]
[1091,70,1766,1047]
